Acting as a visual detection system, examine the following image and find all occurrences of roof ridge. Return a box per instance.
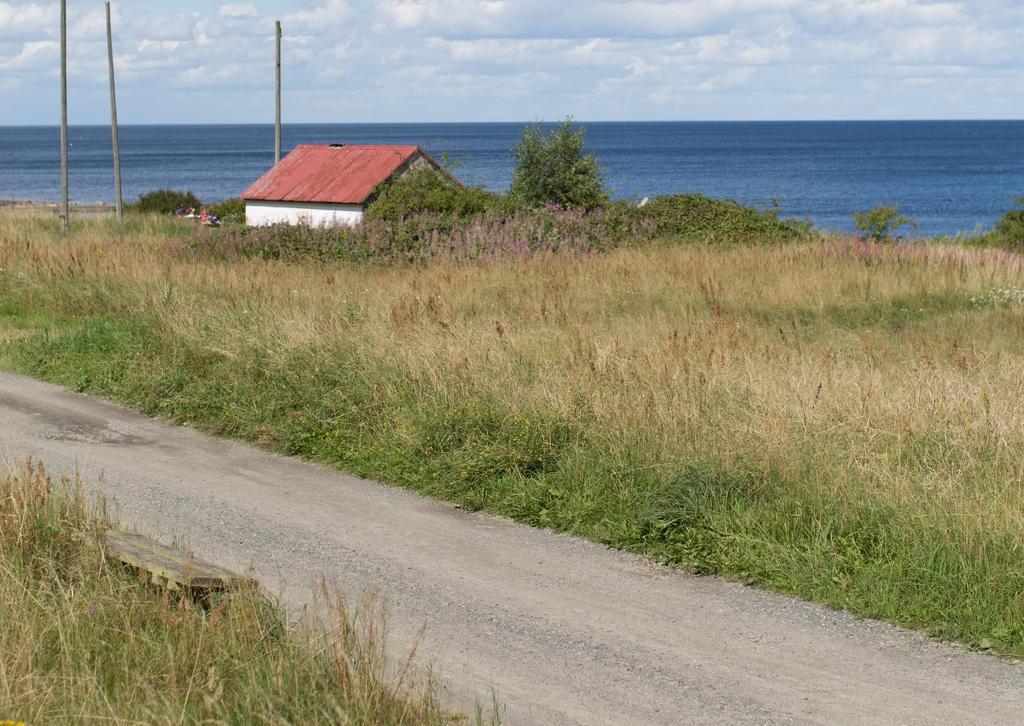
[241,144,429,205]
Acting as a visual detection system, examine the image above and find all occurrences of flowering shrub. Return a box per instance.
[182,194,806,265]
[183,206,657,264]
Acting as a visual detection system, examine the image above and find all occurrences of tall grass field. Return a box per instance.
[3,211,1024,657]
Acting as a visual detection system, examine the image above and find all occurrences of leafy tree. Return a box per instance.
[853,205,915,243]
[510,118,607,210]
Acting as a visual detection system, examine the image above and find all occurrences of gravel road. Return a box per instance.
[1,370,1022,725]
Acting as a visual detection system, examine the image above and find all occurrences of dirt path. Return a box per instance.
[1,371,1021,725]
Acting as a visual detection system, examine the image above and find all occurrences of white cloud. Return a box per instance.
[375,0,509,33]
[220,3,257,17]
[0,0,1021,122]
[0,1,54,37]
[286,0,353,30]
[0,38,54,70]
[382,1,427,28]
[177,61,264,87]
[428,37,574,65]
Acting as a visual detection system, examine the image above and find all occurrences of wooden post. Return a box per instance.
[106,2,123,222]
[275,20,282,165]
[59,0,69,232]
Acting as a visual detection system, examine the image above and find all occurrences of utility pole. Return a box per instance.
[106,2,123,222]
[275,20,282,164]
[59,0,69,232]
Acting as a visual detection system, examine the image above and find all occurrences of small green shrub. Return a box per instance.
[853,205,915,243]
[510,119,608,211]
[636,194,807,243]
[129,189,201,216]
[365,169,500,222]
[209,198,245,224]
[994,197,1024,243]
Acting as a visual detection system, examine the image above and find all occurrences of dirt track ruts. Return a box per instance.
[1,370,1021,725]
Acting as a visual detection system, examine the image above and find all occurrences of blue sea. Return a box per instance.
[1,121,1021,236]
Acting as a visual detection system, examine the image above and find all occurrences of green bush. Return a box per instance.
[994,197,1024,243]
[210,198,246,224]
[510,119,608,211]
[853,205,915,243]
[365,168,501,222]
[128,189,201,216]
[636,194,808,243]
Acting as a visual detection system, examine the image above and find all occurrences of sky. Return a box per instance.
[0,0,1021,124]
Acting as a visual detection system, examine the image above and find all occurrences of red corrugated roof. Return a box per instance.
[242,144,424,205]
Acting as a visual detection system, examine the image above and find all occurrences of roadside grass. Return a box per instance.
[0,460,464,725]
[3,212,1024,657]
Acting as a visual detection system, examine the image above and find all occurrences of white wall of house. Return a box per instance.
[245,200,365,227]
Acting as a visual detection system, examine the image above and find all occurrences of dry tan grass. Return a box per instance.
[0,459,456,725]
[4,213,1024,526]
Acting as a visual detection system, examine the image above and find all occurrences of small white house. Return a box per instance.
[242,144,445,227]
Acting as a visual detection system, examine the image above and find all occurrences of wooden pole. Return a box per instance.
[106,2,123,222]
[59,0,69,232]
[275,20,282,165]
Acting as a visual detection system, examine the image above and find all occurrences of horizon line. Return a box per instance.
[2,118,1024,128]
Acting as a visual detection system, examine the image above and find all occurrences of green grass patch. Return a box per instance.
[747,291,971,333]
[5,312,1024,657]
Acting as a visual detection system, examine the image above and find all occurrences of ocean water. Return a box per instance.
[1,121,1021,236]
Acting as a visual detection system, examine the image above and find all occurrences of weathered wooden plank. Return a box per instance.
[102,529,247,591]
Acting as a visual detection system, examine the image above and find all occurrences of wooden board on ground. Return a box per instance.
[102,529,248,591]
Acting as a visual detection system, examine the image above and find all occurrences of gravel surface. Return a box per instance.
[1,370,1022,725]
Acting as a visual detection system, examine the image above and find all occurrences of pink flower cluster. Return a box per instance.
[182,206,659,265]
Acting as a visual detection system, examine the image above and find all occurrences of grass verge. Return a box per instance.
[0,460,463,724]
